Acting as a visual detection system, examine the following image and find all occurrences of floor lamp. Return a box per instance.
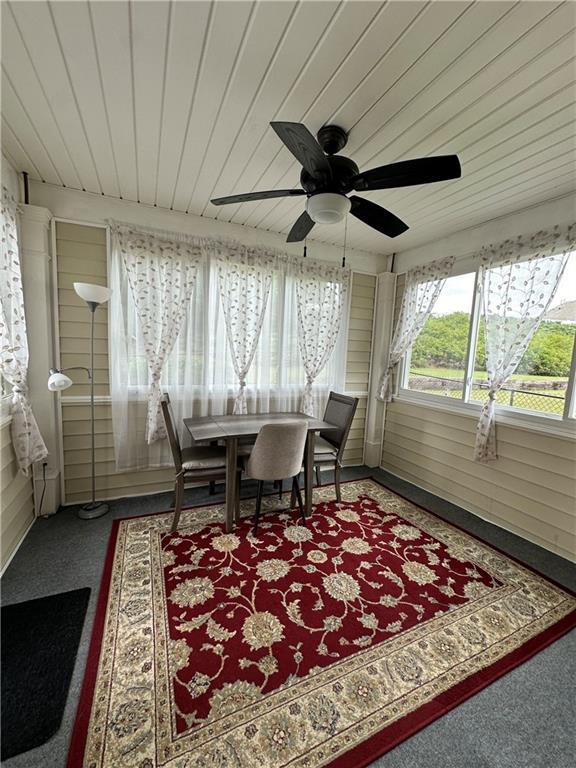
[48,282,110,520]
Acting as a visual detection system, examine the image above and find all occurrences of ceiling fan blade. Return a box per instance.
[352,155,461,191]
[350,196,408,238]
[286,210,315,243]
[211,189,306,206]
[270,122,332,179]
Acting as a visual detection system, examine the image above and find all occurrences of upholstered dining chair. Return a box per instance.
[209,437,254,496]
[243,422,308,534]
[313,391,359,502]
[161,393,232,532]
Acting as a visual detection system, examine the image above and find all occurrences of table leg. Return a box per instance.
[304,430,315,518]
[225,437,238,533]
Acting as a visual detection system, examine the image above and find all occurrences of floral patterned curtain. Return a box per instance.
[112,224,202,444]
[378,256,455,401]
[214,245,277,415]
[293,258,350,416]
[474,224,574,462]
[0,186,48,474]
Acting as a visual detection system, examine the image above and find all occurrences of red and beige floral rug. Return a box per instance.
[68,478,575,768]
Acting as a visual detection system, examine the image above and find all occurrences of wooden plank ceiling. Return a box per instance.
[2,1,574,254]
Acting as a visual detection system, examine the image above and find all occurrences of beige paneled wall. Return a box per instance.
[342,273,376,466]
[57,223,109,397]
[62,402,174,504]
[56,222,174,503]
[1,423,34,570]
[56,222,375,503]
[381,401,576,560]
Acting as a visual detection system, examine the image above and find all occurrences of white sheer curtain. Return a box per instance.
[214,245,276,414]
[0,185,47,474]
[378,255,454,401]
[109,223,347,471]
[474,225,574,462]
[293,257,350,416]
[113,224,202,444]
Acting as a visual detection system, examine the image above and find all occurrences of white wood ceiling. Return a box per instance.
[2,0,575,254]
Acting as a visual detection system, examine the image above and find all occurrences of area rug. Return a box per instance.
[68,478,575,768]
[2,587,91,760]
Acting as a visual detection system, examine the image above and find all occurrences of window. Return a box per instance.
[407,272,476,400]
[117,257,347,408]
[0,374,11,421]
[0,374,10,397]
[401,253,576,423]
[471,255,576,416]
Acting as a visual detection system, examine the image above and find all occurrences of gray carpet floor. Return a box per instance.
[2,466,575,768]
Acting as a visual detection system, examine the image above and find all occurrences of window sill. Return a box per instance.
[394,390,576,441]
[61,385,353,405]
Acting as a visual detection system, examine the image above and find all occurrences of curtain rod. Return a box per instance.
[394,221,575,276]
[108,218,351,273]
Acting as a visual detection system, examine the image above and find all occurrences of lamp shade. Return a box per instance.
[47,371,73,391]
[74,282,110,305]
[306,193,351,224]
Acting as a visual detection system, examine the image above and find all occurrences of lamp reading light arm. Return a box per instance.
[49,366,92,382]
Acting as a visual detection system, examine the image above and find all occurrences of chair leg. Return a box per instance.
[234,469,241,522]
[334,462,342,503]
[209,441,218,495]
[293,476,305,523]
[278,479,283,499]
[253,480,264,535]
[315,465,321,487]
[290,477,297,509]
[171,474,184,532]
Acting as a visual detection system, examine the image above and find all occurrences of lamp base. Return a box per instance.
[77,501,109,520]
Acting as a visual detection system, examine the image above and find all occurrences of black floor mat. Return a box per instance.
[1,588,90,760]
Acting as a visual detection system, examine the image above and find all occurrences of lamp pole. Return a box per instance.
[77,294,109,519]
[89,300,97,509]
[48,282,110,519]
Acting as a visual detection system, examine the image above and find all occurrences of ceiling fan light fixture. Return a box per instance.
[306,193,351,224]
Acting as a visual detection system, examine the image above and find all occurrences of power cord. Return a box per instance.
[38,461,47,517]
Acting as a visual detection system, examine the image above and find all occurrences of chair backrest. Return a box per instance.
[160,393,182,471]
[320,391,359,457]
[246,421,308,482]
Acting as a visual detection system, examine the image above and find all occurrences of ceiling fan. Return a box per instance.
[211,122,461,242]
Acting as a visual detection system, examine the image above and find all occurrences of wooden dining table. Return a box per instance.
[184,412,337,532]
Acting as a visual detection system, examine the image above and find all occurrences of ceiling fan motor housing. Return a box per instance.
[300,155,360,195]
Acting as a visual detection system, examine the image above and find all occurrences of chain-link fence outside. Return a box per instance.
[408,372,566,415]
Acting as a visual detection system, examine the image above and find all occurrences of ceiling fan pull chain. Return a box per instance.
[303,240,307,258]
[342,216,348,268]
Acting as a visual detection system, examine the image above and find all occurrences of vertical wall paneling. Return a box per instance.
[1,422,34,572]
[343,272,376,466]
[381,400,576,560]
[364,271,396,467]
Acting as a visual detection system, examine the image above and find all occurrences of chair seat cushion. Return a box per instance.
[314,436,338,456]
[182,445,227,470]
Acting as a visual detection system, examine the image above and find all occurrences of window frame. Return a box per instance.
[395,258,576,437]
[0,374,12,426]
